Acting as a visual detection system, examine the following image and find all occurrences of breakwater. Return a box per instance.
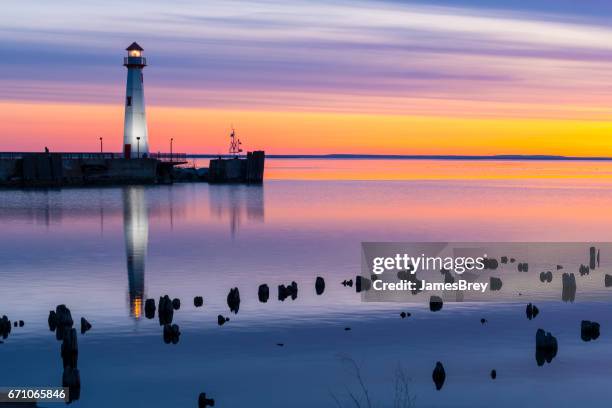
[0,151,265,187]
[0,153,172,187]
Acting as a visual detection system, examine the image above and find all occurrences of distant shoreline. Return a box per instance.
[188,154,612,161]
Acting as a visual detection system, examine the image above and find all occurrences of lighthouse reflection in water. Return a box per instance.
[123,186,148,319]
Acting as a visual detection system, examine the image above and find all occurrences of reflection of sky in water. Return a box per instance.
[2,165,612,406]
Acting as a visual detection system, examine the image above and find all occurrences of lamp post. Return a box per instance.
[136,137,141,158]
[170,138,174,162]
[99,137,103,153]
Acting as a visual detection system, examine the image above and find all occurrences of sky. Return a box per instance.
[2,0,612,155]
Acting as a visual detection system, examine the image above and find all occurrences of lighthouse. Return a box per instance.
[123,42,149,158]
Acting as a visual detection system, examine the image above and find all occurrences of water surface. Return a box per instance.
[2,159,612,407]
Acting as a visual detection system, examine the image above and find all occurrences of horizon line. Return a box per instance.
[186,153,612,161]
[4,151,612,161]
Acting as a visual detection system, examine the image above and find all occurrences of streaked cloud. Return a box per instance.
[1,0,612,119]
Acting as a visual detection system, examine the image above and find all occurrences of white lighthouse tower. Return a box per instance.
[123,42,149,158]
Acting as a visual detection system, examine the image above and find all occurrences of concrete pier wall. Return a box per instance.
[0,151,265,187]
[67,158,158,184]
[245,151,265,183]
[209,158,245,182]
[0,160,18,183]
[23,153,63,185]
[0,154,160,187]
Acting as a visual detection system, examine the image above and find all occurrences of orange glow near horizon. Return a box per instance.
[3,100,612,156]
[264,159,612,181]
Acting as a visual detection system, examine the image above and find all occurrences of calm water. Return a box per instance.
[2,159,612,407]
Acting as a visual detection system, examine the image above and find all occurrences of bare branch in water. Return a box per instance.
[332,354,416,408]
[330,392,344,408]
[338,355,372,408]
[394,365,416,408]
[346,386,362,408]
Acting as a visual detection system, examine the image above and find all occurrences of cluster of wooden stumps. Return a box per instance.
[47,305,91,404]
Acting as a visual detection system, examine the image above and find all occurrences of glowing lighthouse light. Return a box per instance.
[123,42,149,158]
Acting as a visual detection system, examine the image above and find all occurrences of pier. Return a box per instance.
[0,152,182,187]
[0,151,264,187]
